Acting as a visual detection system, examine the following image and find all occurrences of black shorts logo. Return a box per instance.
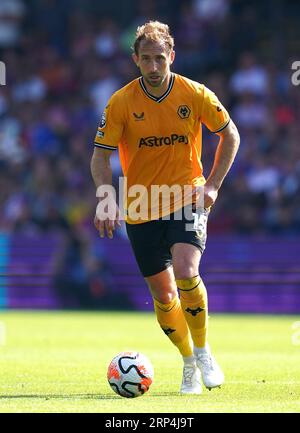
[177,105,191,119]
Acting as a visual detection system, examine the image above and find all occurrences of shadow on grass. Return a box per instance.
[0,394,118,400]
[0,392,181,400]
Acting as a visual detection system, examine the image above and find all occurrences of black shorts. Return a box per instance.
[125,206,209,278]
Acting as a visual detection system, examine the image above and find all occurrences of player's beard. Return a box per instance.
[144,73,166,88]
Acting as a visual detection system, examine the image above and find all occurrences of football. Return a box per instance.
[107,351,154,398]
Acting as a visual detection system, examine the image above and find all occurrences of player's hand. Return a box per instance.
[203,184,218,209]
[94,200,122,239]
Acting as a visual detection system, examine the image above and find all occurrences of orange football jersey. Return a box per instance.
[94,73,230,223]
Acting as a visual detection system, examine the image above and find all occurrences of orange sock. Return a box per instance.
[153,296,193,357]
[177,275,208,348]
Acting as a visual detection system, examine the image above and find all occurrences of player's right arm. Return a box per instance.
[91,92,124,238]
[90,147,121,239]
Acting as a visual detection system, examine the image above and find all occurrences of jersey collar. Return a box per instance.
[139,73,175,103]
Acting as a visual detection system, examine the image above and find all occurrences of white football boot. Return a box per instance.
[195,346,224,390]
[180,363,202,394]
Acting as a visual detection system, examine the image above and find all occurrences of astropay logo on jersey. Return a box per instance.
[139,134,188,147]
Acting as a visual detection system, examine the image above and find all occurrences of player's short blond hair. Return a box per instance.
[133,21,174,55]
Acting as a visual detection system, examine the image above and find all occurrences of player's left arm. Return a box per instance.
[204,120,240,208]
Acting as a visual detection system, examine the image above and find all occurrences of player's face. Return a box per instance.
[133,40,175,89]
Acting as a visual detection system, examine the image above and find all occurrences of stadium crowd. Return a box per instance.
[1,0,300,238]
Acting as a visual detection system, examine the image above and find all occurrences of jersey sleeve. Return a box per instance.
[200,86,230,133]
[94,93,124,151]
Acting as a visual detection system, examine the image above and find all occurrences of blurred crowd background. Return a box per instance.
[0,0,299,307]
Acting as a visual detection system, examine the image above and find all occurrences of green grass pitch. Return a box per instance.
[0,310,299,413]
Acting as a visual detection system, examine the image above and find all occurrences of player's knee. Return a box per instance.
[146,277,178,304]
[174,263,198,280]
[157,291,177,304]
[150,287,177,304]
[172,253,199,280]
